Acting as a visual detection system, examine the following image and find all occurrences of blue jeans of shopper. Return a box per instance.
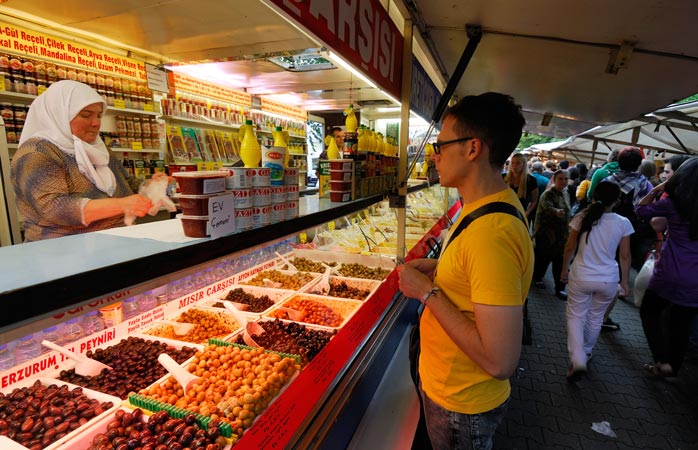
[420,384,509,450]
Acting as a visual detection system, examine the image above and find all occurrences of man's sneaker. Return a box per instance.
[601,318,620,331]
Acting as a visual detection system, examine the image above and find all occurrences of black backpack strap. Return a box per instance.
[443,202,527,255]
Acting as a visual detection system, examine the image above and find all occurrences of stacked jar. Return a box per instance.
[0,102,29,143]
[112,115,159,149]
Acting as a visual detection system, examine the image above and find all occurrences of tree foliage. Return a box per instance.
[517,133,560,150]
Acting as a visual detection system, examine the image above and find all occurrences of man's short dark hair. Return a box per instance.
[559,160,570,170]
[618,147,643,171]
[331,126,343,134]
[443,92,525,168]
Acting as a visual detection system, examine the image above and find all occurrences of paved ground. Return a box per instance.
[494,273,698,450]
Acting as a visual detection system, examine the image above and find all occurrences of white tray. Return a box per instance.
[239,269,319,291]
[0,378,120,450]
[204,285,296,316]
[141,306,242,344]
[264,293,363,329]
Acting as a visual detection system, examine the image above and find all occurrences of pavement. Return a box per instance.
[494,272,698,450]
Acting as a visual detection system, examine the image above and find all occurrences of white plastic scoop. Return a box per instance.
[156,320,196,336]
[312,265,332,295]
[279,306,307,322]
[263,278,283,288]
[275,252,298,272]
[158,353,200,395]
[223,300,265,347]
[41,340,112,377]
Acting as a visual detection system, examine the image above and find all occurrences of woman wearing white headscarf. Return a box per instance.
[11,80,154,242]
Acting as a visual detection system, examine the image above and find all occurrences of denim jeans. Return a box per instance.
[420,384,509,450]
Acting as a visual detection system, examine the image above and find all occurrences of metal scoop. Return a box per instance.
[156,320,196,336]
[41,340,112,377]
[222,300,265,347]
[275,252,298,272]
[158,353,200,395]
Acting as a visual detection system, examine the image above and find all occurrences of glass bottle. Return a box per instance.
[14,335,41,364]
[122,297,140,320]
[139,291,157,313]
[82,311,106,335]
[0,343,15,370]
[63,318,84,344]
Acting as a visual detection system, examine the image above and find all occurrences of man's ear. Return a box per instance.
[467,138,485,161]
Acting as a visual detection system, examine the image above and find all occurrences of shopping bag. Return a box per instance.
[634,251,656,307]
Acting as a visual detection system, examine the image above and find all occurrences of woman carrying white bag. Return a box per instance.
[637,157,698,379]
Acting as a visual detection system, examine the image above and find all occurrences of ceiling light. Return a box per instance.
[327,51,377,88]
[267,55,335,72]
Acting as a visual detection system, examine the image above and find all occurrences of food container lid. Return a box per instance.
[178,192,230,199]
[180,214,209,220]
[172,170,229,178]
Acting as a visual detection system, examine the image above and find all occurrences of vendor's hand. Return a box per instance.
[403,258,437,278]
[119,194,152,217]
[397,264,434,301]
[555,208,565,218]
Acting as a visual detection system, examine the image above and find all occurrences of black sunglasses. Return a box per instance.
[432,136,474,154]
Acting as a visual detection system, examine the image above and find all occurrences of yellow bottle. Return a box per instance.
[344,104,358,133]
[358,125,368,152]
[282,130,291,167]
[240,119,261,168]
[325,134,341,160]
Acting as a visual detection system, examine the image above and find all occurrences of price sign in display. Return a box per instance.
[208,193,235,239]
[145,63,170,93]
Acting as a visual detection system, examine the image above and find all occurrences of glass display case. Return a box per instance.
[0,184,459,449]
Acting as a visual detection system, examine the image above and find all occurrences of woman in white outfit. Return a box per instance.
[560,181,634,381]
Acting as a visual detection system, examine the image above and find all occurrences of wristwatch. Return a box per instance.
[421,287,441,305]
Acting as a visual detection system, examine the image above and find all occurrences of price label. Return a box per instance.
[38,85,47,95]
[328,221,335,231]
[130,141,143,150]
[143,103,154,112]
[364,210,370,219]
[0,76,5,92]
[299,232,307,244]
[208,193,235,239]
[114,99,126,109]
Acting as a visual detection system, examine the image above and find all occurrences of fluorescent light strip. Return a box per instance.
[250,108,305,123]
[327,52,377,89]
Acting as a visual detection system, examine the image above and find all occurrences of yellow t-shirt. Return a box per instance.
[419,188,534,414]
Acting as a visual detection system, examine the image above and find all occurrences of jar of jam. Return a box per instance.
[86,71,96,87]
[8,56,22,75]
[105,87,115,106]
[96,88,107,104]
[0,70,12,92]
[143,137,153,149]
[133,116,142,135]
[96,73,105,89]
[113,77,122,94]
[12,73,26,94]
[104,76,113,89]
[76,70,87,84]
[46,63,58,84]
[24,76,37,96]
[141,117,151,136]
[34,61,47,82]
[0,54,9,71]
[67,67,77,81]
[131,94,141,111]
[5,123,17,143]
[125,116,135,134]
[56,65,67,81]
[150,118,159,139]
[1,103,13,121]
[22,59,35,77]
[13,104,27,124]
[15,122,23,140]
[115,116,127,137]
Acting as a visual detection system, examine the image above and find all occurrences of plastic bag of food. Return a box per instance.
[634,251,656,307]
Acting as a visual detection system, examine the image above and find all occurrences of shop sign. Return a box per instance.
[145,63,169,93]
[264,0,403,100]
[410,56,441,122]
[173,73,252,106]
[260,97,307,121]
[0,22,146,80]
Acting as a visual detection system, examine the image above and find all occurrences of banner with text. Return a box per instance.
[0,22,146,81]
[261,97,307,122]
[410,56,441,122]
[173,73,252,107]
[265,0,403,100]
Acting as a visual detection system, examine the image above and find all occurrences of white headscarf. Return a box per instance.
[20,80,116,196]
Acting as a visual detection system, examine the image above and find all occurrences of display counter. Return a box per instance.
[0,185,458,449]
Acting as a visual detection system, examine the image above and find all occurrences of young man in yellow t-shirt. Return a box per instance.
[398,92,534,450]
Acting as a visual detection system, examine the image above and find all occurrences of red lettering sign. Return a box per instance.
[265,0,403,100]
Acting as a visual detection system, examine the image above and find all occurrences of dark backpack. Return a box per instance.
[609,173,651,236]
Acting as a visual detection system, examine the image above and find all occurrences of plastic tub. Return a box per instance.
[172,170,228,195]
[330,170,352,182]
[329,190,351,202]
[180,214,209,237]
[330,180,352,191]
[179,192,229,216]
[328,159,353,171]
